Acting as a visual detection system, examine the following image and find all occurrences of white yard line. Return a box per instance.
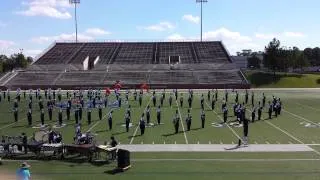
[129,97,152,144]
[295,102,320,112]
[265,121,304,144]
[204,101,242,139]
[131,158,320,162]
[0,110,41,130]
[0,122,17,130]
[86,108,113,132]
[3,158,320,162]
[175,100,189,144]
[243,108,304,145]
[283,109,319,125]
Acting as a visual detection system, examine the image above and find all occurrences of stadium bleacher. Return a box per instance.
[6,72,60,86]
[35,43,84,64]
[112,43,154,64]
[4,41,249,89]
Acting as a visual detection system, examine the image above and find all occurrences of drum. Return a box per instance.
[34,130,48,143]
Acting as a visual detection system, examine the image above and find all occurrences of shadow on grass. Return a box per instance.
[128,134,142,139]
[12,125,26,128]
[112,131,127,136]
[317,78,320,84]
[104,168,125,175]
[2,154,113,167]
[96,130,108,133]
[191,127,202,131]
[162,131,185,137]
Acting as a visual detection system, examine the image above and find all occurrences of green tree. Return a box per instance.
[247,53,261,68]
[263,38,281,75]
[311,47,320,66]
[27,56,33,64]
[303,48,313,64]
[296,52,309,71]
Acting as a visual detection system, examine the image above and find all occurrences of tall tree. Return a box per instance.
[263,38,281,75]
[247,53,261,68]
[311,47,320,66]
[303,48,313,64]
[296,52,309,71]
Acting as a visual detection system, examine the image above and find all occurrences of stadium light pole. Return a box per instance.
[196,0,207,42]
[69,0,80,43]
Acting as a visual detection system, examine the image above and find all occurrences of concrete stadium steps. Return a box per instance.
[4,69,246,88]
[93,63,238,72]
[54,72,106,86]
[193,41,231,63]
[103,72,148,84]
[34,41,234,65]
[158,42,194,64]
[149,71,197,84]
[69,42,117,64]
[6,72,60,87]
[35,43,84,64]
[26,64,82,71]
[113,43,154,64]
[196,71,243,84]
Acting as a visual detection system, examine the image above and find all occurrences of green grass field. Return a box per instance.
[245,70,320,88]
[1,89,320,179]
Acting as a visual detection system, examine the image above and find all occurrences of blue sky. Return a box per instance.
[0,0,319,57]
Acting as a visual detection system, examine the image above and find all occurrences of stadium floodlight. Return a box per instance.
[69,0,81,43]
[196,0,208,42]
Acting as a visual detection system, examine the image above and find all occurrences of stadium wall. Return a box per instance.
[4,83,250,90]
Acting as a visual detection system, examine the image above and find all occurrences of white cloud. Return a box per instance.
[203,27,252,43]
[167,34,185,40]
[0,40,16,56]
[182,14,200,24]
[165,28,259,54]
[85,28,111,36]
[31,28,111,44]
[202,27,261,54]
[24,49,42,57]
[28,0,71,8]
[166,34,197,41]
[255,32,305,40]
[140,21,175,31]
[0,40,15,49]
[255,33,278,40]
[31,33,94,44]
[16,0,72,19]
[283,32,305,38]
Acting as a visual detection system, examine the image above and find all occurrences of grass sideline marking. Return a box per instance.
[129,96,152,144]
[0,122,17,130]
[264,121,304,144]
[0,110,41,130]
[3,158,320,162]
[259,114,320,156]
[242,107,304,145]
[283,109,319,125]
[204,101,241,140]
[86,108,113,133]
[175,100,188,144]
[295,102,320,112]
[130,158,320,162]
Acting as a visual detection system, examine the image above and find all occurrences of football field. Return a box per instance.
[1,88,320,179]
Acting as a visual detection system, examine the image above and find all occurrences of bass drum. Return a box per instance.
[34,130,48,143]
